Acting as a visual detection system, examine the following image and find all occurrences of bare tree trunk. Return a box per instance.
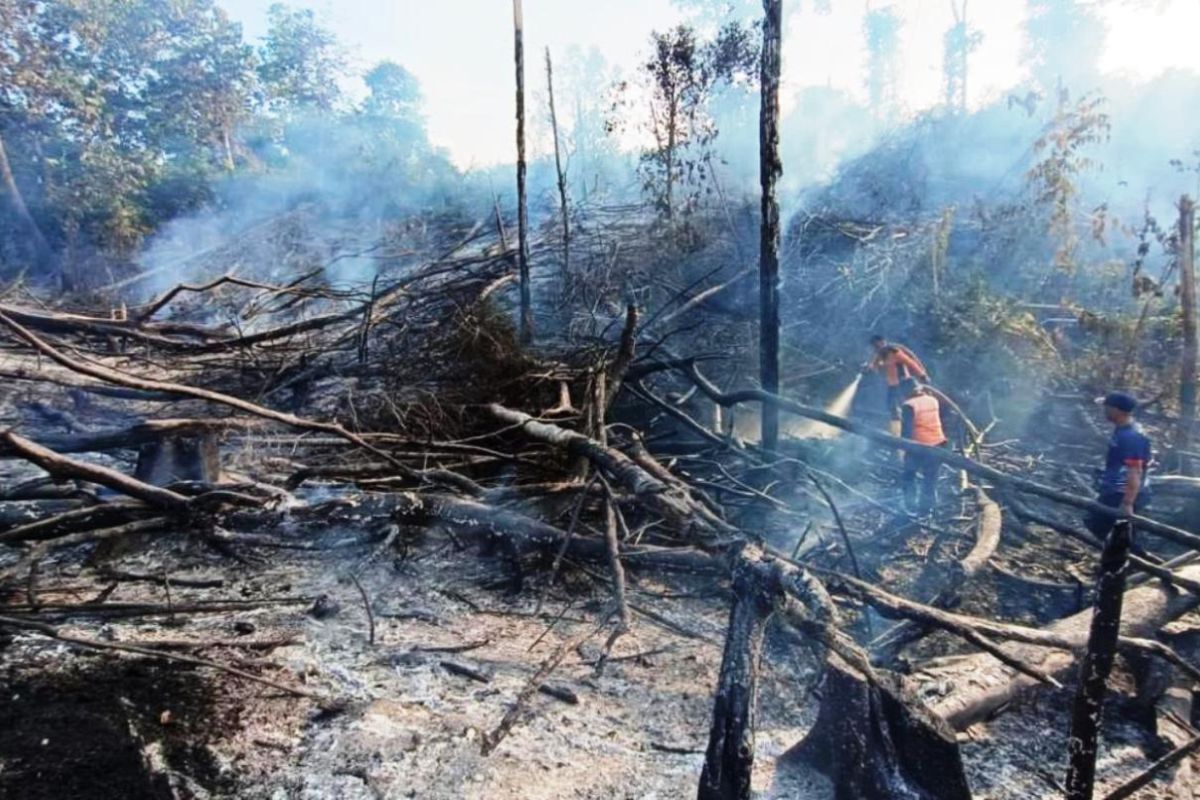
[1065,522,1132,800]
[758,0,783,452]
[0,130,53,267]
[545,48,570,273]
[1178,195,1196,473]
[221,120,236,173]
[698,554,771,800]
[513,0,532,343]
[665,101,677,221]
[959,0,970,111]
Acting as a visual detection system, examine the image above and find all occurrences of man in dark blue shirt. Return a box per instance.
[1084,391,1152,538]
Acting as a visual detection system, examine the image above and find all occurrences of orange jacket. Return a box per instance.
[871,345,927,387]
[902,393,946,446]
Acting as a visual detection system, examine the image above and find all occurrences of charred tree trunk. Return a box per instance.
[758,0,783,452]
[1178,195,1196,473]
[698,552,772,800]
[513,0,532,343]
[545,48,570,273]
[1064,522,1132,800]
[787,654,972,800]
[0,130,53,270]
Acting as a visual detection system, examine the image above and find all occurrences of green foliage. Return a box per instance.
[0,0,443,282]
[257,3,344,116]
[607,23,758,222]
[1026,88,1111,276]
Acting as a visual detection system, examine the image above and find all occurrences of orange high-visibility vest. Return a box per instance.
[903,393,946,445]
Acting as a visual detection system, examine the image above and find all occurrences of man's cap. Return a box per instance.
[869,333,885,343]
[899,377,920,395]
[1097,391,1138,413]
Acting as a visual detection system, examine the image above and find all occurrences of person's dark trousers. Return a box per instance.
[886,385,904,421]
[1084,492,1149,549]
[902,447,943,514]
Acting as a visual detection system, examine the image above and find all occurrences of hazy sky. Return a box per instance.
[217,0,1200,168]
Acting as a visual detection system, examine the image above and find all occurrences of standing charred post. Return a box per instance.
[513,0,533,343]
[545,48,570,274]
[1064,521,1133,800]
[698,552,773,800]
[758,0,783,452]
[1178,195,1197,472]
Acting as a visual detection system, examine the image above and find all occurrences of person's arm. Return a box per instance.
[1120,462,1142,515]
[896,349,927,381]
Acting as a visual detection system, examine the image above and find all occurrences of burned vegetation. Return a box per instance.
[4,1,1200,800]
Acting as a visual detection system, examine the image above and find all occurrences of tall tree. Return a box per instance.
[864,3,902,122]
[363,62,422,120]
[513,0,532,343]
[561,46,620,201]
[942,0,982,113]
[143,4,258,174]
[361,61,428,155]
[1024,0,1105,96]
[609,24,758,221]
[759,0,783,451]
[257,3,344,116]
[1179,195,1197,470]
[1026,88,1110,278]
[545,48,570,273]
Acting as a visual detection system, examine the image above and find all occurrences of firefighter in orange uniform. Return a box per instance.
[864,334,929,436]
[898,377,947,515]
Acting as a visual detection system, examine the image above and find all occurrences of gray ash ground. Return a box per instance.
[0,494,1196,798]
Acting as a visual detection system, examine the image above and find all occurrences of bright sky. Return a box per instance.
[218,0,1200,168]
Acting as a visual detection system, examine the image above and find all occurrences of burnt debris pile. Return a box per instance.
[0,202,1199,799]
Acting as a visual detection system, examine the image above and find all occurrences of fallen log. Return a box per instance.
[909,560,1200,730]
[387,491,718,575]
[486,403,737,545]
[0,303,222,348]
[1,431,191,511]
[1006,496,1200,597]
[871,485,1002,663]
[0,418,260,457]
[0,501,150,543]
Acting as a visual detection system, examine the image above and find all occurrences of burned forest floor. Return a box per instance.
[3,211,1200,799]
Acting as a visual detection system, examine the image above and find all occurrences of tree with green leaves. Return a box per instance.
[257,4,345,117]
[609,23,759,221]
[1026,87,1111,280]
